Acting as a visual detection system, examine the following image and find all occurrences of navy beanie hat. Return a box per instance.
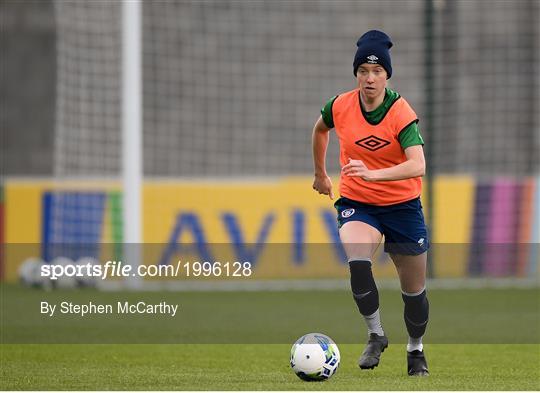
[353,30,393,78]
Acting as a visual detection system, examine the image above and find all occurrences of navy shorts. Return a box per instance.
[334,196,429,256]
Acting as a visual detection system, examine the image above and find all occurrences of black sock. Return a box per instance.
[349,259,379,316]
[402,289,429,339]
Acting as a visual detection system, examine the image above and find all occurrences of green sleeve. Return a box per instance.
[320,95,338,129]
[398,121,424,149]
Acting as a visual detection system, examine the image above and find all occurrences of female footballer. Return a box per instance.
[312,30,429,376]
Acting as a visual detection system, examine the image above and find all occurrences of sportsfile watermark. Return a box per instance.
[4,243,538,344]
[40,260,253,280]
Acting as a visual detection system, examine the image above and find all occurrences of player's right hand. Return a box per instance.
[312,175,334,200]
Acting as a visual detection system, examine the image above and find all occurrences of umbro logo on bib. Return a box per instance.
[355,135,391,151]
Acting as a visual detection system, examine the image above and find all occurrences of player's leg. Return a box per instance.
[339,220,388,369]
[380,197,430,376]
[340,220,383,328]
[391,252,430,376]
[391,252,429,344]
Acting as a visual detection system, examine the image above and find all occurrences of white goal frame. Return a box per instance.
[122,0,142,288]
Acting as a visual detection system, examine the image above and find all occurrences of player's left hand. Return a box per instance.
[342,158,376,181]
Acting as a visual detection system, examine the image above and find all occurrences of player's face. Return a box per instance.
[356,64,387,99]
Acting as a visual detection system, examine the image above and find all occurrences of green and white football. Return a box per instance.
[290,333,340,381]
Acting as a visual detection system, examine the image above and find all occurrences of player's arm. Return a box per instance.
[342,145,425,181]
[312,115,334,199]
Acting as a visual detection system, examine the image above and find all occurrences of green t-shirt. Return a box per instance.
[320,88,424,149]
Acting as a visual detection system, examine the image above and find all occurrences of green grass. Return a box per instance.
[2,284,538,344]
[1,343,539,390]
[1,284,539,389]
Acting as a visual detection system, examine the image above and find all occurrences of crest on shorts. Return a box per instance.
[341,208,355,218]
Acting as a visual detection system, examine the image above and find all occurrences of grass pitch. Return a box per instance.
[1,343,539,390]
[2,285,538,344]
[1,284,539,390]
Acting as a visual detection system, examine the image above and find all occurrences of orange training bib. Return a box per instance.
[332,89,422,206]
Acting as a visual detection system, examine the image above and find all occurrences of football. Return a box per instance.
[18,257,43,287]
[51,257,78,289]
[76,256,100,287]
[290,333,340,381]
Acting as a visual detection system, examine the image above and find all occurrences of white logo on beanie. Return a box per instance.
[367,54,378,63]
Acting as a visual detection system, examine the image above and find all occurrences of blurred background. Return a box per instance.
[2,0,539,287]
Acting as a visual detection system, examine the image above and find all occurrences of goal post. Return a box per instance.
[122,0,142,287]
